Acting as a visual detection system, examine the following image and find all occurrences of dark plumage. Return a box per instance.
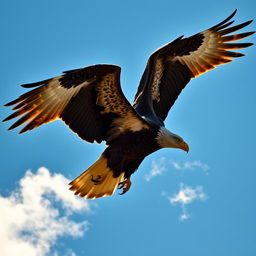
[3,10,254,199]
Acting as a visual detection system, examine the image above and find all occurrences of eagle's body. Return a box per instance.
[3,10,254,198]
[104,129,160,178]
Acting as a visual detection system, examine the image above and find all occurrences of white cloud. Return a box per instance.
[180,211,190,221]
[170,160,209,174]
[145,157,166,181]
[168,183,207,221]
[0,167,92,256]
[53,248,77,256]
[149,158,209,220]
[145,158,209,182]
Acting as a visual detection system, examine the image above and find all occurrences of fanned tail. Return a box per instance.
[69,155,124,199]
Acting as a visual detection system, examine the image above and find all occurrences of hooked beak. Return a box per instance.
[180,141,189,153]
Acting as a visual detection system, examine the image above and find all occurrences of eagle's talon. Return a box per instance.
[118,183,124,189]
[118,177,131,195]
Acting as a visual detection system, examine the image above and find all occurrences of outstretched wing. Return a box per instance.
[133,10,254,121]
[3,64,149,143]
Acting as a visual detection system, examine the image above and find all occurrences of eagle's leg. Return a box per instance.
[118,177,131,195]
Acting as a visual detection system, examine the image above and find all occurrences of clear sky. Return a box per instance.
[0,0,255,255]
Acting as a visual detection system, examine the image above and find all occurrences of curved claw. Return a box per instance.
[118,177,131,195]
[119,190,127,195]
[118,183,125,190]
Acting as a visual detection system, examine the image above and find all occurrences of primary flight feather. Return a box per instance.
[3,10,254,199]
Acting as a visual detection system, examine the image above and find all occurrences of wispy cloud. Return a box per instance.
[170,160,209,174]
[167,183,207,221]
[0,167,91,256]
[146,158,209,220]
[145,158,209,181]
[145,157,166,181]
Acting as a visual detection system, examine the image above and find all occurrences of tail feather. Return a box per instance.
[69,155,124,199]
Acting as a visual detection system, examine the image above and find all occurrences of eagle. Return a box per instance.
[3,10,254,199]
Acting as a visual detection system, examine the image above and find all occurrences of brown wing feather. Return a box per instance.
[134,10,254,121]
[4,65,150,143]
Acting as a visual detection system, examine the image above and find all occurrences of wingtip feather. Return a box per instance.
[4,98,22,107]
[7,124,17,131]
[21,78,51,88]
[19,126,30,134]
[209,9,238,31]
[21,83,37,88]
[2,113,18,122]
[219,20,254,35]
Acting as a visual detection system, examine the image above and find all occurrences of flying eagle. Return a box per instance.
[3,10,254,199]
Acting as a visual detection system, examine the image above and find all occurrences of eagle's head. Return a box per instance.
[156,127,189,152]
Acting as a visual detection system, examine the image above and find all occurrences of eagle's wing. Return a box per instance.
[133,10,254,121]
[3,64,149,143]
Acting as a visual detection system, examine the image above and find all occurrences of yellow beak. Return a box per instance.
[180,141,189,153]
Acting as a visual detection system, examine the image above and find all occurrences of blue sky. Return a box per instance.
[0,0,255,255]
